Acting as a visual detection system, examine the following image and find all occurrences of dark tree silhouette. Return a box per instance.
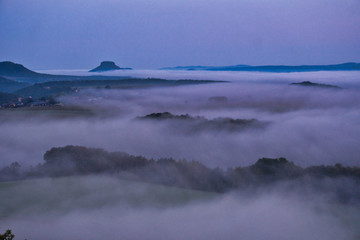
[0,229,14,240]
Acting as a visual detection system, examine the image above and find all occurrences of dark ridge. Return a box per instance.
[0,76,30,93]
[163,62,360,72]
[1,146,360,202]
[89,61,132,72]
[0,61,41,77]
[139,112,265,132]
[290,81,341,89]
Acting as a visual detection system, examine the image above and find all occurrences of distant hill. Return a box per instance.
[0,76,30,93]
[0,61,42,77]
[163,65,249,71]
[0,61,69,83]
[0,61,132,84]
[163,62,360,72]
[89,61,132,72]
[290,81,341,89]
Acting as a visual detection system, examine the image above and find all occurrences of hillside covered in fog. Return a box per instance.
[2,145,359,204]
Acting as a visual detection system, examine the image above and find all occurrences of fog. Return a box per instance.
[1,71,360,168]
[40,69,360,88]
[1,70,360,239]
[1,176,359,240]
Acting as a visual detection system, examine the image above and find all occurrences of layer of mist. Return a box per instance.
[1,70,360,239]
[1,175,359,240]
[1,71,360,168]
[38,69,360,88]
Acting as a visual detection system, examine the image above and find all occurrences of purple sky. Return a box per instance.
[0,0,359,69]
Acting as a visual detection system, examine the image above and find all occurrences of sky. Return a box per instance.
[0,0,359,69]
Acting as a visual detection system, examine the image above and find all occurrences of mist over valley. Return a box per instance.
[0,60,360,239]
[2,0,360,237]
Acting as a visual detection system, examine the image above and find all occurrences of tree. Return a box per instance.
[0,229,14,240]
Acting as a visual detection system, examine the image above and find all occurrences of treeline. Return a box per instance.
[139,112,266,132]
[1,146,360,196]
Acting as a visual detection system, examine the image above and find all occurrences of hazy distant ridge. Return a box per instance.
[163,62,360,72]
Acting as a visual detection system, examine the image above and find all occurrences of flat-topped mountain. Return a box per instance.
[89,61,132,72]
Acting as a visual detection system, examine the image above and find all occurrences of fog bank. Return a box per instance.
[1,71,360,168]
[1,176,358,240]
